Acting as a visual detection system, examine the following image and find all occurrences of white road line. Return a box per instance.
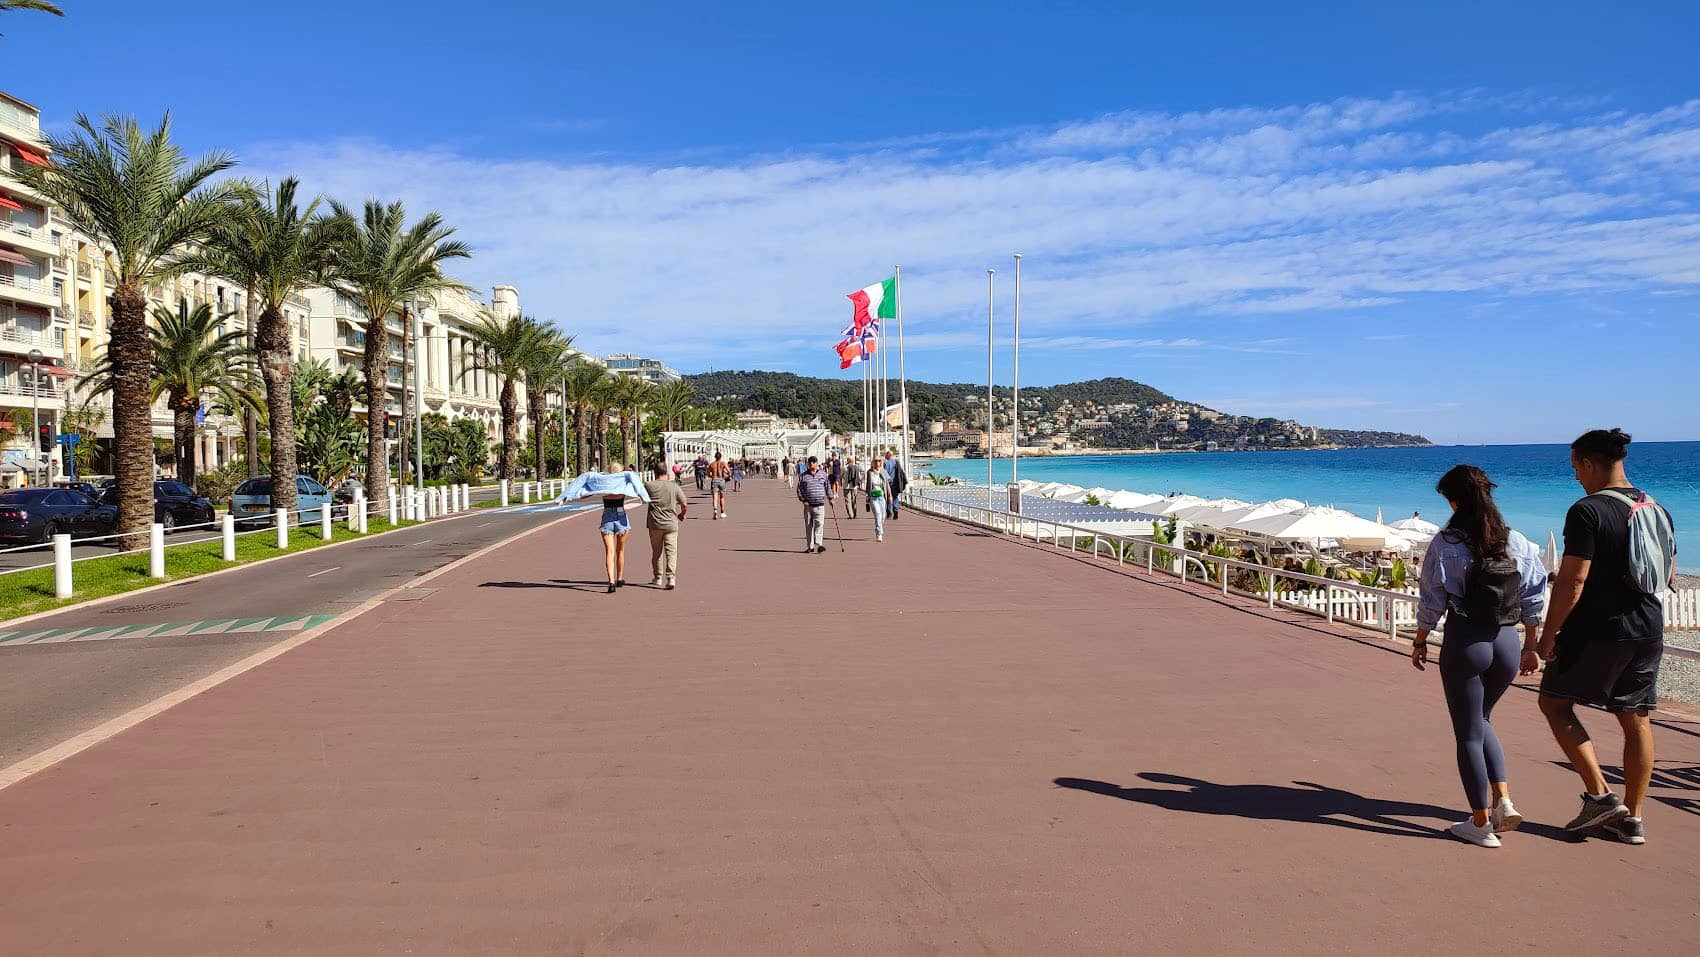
[474,522,492,529]
[408,539,433,547]
[306,566,341,579]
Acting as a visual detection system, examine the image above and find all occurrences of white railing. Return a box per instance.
[2,220,44,242]
[0,324,62,348]
[905,486,1700,655]
[0,112,44,142]
[0,377,57,398]
[0,273,46,293]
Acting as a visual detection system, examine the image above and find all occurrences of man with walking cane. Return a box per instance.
[797,456,835,554]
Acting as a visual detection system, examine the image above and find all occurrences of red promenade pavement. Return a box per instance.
[2,478,1698,953]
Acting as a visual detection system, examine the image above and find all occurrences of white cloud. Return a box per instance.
[242,94,1700,367]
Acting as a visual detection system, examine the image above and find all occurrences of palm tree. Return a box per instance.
[82,303,261,488]
[519,328,572,480]
[321,200,470,505]
[20,115,238,544]
[178,178,335,513]
[456,312,551,481]
[559,362,604,476]
[651,380,695,432]
[610,374,653,469]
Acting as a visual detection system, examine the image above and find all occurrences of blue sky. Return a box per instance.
[9,1,1700,443]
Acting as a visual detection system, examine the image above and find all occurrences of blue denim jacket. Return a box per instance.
[1416,528,1548,631]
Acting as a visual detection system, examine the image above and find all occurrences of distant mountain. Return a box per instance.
[683,371,1430,449]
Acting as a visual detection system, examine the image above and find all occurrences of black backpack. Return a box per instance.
[1462,549,1523,626]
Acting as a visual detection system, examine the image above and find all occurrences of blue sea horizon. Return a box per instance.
[926,441,1699,574]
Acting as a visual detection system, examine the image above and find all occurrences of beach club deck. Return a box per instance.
[2,477,1697,953]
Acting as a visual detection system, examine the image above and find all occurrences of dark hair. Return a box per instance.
[1571,428,1631,467]
[1437,465,1510,559]
[807,456,818,465]
[654,463,669,477]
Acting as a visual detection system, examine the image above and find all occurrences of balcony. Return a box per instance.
[1,220,59,258]
[0,272,58,310]
[75,261,92,282]
[0,376,60,400]
[0,111,46,146]
[0,323,67,355]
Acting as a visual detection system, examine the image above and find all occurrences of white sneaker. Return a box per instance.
[1490,797,1523,834]
[1448,819,1501,848]
[877,533,884,542]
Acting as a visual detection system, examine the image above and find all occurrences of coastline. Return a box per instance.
[926,444,1428,460]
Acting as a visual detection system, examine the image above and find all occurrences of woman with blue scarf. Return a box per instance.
[556,468,652,593]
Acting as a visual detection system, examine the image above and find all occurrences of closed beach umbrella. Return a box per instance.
[1544,531,1559,572]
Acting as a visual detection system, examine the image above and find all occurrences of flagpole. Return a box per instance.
[1012,253,1021,487]
[895,265,909,477]
[878,314,888,457]
[986,267,995,510]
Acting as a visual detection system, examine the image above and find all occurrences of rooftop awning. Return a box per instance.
[0,246,36,267]
[0,194,22,212]
[12,145,50,168]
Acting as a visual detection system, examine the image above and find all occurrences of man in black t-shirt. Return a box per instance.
[1535,429,1673,846]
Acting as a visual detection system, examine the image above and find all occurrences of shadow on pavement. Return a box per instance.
[478,580,610,593]
[1054,772,1574,842]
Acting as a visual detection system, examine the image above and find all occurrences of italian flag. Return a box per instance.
[846,277,896,331]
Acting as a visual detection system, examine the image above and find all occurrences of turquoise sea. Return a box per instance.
[927,442,1700,573]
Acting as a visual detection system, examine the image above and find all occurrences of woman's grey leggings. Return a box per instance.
[1438,620,1522,810]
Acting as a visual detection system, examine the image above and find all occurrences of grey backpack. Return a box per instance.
[1594,489,1677,594]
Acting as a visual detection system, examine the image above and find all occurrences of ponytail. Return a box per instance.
[1437,465,1510,560]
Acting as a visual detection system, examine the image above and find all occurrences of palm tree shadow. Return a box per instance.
[1055,772,1572,842]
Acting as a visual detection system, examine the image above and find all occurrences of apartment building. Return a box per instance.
[605,353,680,385]
[0,91,71,481]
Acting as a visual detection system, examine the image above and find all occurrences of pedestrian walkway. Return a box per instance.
[1,477,1697,953]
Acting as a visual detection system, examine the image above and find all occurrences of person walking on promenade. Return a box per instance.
[843,455,864,518]
[731,459,744,492]
[865,457,891,543]
[1535,429,1678,845]
[1411,465,1548,848]
[692,454,709,492]
[781,455,793,487]
[882,450,908,520]
[797,456,834,554]
[554,468,652,594]
[708,452,732,519]
[828,451,843,499]
[644,462,687,590]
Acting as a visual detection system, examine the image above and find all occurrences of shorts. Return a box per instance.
[599,507,630,535]
[711,479,727,492]
[1540,635,1662,712]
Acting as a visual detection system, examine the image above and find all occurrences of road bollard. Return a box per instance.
[53,533,72,598]
[276,508,289,549]
[222,514,235,561]
[522,482,532,504]
[500,479,509,507]
[441,486,450,514]
[388,489,397,526]
[149,522,165,578]
[320,500,333,540]
[357,492,369,533]
[348,492,361,530]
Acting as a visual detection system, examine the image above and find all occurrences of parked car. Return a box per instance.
[332,478,363,505]
[100,481,217,533]
[229,475,334,526]
[52,481,101,498]
[0,488,118,544]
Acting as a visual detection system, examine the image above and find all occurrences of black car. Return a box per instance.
[99,480,217,533]
[52,481,100,498]
[0,488,119,544]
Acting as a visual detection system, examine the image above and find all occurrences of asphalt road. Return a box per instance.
[0,485,509,572]
[0,498,580,767]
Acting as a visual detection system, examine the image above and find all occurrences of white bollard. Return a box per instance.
[353,492,366,533]
[500,479,509,507]
[149,522,165,578]
[53,533,72,598]
[521,482,532,505]
[403,487,413,522]
[276,508,289,549]
[222,514,235,561]
[320,500,333,539]
[440,486,450,515]
[388,488,398,526]
[464,483,472,509]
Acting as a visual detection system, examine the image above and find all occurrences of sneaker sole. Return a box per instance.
[1566,805,1631,832]
[1604,823,1645,845]
[1494,812,1523,834]
[1448,827,1500,848]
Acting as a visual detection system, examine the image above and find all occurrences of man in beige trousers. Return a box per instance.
[644,462,688,589]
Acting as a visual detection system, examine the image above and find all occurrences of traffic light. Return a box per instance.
[38,424,51,452]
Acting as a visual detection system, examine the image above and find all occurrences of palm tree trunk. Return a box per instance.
[593,408,608,470]
[527,385,546,480]
[257,303,297,512]
[623,409,636,469]
[498,379,518,480]
[244,284,260,478]
[109,284,154,548]
[573,403,587,475]
[362,312,390,505]
[171,397,196,487]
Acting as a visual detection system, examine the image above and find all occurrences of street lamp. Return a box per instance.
[412,300,427,491]
[27,348,43,485]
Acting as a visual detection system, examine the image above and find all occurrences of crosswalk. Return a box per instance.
[0,614,341,647]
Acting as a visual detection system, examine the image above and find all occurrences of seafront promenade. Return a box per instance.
[1,478,1697,953]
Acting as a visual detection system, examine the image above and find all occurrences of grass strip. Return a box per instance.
[0,519,420,623]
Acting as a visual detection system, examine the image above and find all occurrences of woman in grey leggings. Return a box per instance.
[1412,465,1549,847]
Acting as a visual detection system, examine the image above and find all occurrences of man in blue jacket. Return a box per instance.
[796,456,834,554]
